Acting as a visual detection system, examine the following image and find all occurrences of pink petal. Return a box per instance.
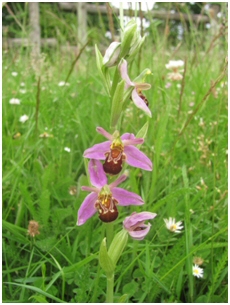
[121,133,144,146]
[88,159,107,188]
[124,145,152,171]
[112,187,144,206]
[131,89,152,117]
[120,133,136,141]
[83,141,111,160]
[77,192,98,226]
[128,224,151,240]
[81,186,99,193]
[124,212,157,227]
[109,174,128,189]
[96,127,113,140]
[119,59,135,88]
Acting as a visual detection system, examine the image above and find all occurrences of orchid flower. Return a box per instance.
[83,127,152,175]
[119,59,152,117]
[123,211,157,240]
[77,159,144,225]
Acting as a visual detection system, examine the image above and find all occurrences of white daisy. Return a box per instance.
[19,114,29,123]
[64,147,71,152]
[193,264,204,278]
[9,98,20,105]
[164,217,183,233]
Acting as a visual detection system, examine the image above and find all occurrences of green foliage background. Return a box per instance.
[2,2,228,303]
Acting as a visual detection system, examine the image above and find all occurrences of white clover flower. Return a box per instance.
[164,217,183,233]
[64,147,71,152]
[20,82,25,86]
[19,89,26,94]
[9,98,20,105]
[193,264,204,278]
[165,60,184,70]
[19,114,29,123]
[12,71,18,77]
[58,81,70,87]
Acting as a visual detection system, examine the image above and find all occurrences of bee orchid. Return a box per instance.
[77,159,144,225]
[83,127,152,175]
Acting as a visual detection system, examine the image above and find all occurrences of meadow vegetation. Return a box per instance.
[2,3,228,303]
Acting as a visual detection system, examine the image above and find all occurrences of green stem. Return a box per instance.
[105,222,114,248]
[106,273,114,303]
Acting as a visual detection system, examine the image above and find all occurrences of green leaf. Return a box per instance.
[3,220,28,244]
[110,80,125,128]
[117,294,128,303]
[4,282,65,303]
[136,121,149,149]
[29,295,48,303]
[95,44,111,96]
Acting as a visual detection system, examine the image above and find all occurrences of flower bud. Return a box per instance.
[120,19,144,58]
[108,229,128,266]
[103,42,121,67]
[99,238,115,275]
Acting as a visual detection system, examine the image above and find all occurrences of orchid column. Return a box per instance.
[76,19,157,303]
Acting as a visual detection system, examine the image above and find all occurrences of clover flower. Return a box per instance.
[83,127,152,175]
[123,211,157,240]
[192,264,204,278]
[77,159,144,225]
[164,217,183,233]
[119,59,152,117]
[165,60,184,81]
[27,220,40,237]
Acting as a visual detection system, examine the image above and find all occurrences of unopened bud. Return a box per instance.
[103,42,121,67]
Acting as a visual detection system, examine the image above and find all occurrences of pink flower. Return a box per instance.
[77,159,144,226]
[123,211,157,240]
[119,59,152,117]
[83,127,152,175]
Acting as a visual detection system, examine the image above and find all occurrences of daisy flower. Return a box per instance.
[164,217,183,233]
[9,98,20,105]
[19,114,29,123]
[58,81,70,87]
[192,264,204,278]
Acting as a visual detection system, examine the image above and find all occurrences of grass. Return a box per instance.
[2,5,228,303]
